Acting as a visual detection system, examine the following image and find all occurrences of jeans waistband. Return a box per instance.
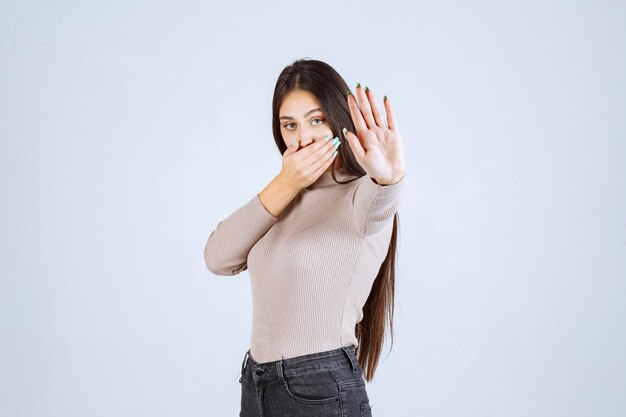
[240,345,359,382]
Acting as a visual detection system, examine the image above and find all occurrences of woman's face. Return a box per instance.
[279,89,335,155]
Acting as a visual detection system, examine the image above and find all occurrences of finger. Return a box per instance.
[342,127,365,161]
[355,83,376,129]
[364,87,386,129]
[347,90,367,133]
[297,133,333,159]
[384,96,399,131]
[283,142,298,157]
[312,140,339,176]
[304,134,339,163]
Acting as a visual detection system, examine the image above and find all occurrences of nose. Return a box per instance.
[299,132,329,148]
[299,135,315,147]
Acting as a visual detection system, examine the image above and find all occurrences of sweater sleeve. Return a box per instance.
[204,193,279,276]
[351,173,405,239]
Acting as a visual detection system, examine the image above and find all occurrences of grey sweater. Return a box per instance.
[204,165,404,363]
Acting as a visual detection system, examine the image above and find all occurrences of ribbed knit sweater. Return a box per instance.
[204,165,404,363]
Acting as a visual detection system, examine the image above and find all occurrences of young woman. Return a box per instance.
[204,58,405,417]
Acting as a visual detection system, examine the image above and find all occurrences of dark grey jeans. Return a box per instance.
[238,344,373,417]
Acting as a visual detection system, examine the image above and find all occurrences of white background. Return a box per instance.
[1,1,624,416]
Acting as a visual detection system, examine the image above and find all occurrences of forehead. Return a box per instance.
[279,89,321,116]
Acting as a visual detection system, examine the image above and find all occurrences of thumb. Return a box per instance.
[342,127,365,160]
[282,140,299,157]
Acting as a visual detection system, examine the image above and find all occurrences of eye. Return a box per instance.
[282,118,325,130]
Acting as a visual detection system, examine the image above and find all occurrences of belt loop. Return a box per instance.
[240,349,250,381]
[276,356,287,387]
[342,345,358,373]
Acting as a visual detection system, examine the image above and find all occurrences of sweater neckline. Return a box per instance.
[306,165,358,189]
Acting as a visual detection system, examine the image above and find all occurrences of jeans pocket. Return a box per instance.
[280,369,340,405]
[328,365,366,389]
[360,402,373,417]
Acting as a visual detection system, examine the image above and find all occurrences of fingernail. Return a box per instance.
[356,82,361,89]
[333,150,338,158]
[332,137,340,146]
[346,90,352,97]
[364,86,369,92]
[384,95,387,101]
[292,139,297,147]
[342,127,347,138]
[324,134,332,142]
[333,141,341,149]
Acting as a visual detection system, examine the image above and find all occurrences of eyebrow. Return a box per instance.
[279,108,323,121]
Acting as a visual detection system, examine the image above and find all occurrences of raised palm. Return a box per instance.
[342,84,405,185]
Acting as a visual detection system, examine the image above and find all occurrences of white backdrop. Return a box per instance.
[1,1,624,416]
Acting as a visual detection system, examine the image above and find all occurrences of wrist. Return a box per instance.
[373,172,405,186]
[274,172,301,194]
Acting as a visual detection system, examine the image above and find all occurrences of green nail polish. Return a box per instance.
[332,137,339,146]
[333,150,338,158]
[347,90,352,97]
[383,95,387,101]
[356,82,361,89]
[333,141,340,149]
[342,127,347,138]
[364,86,369,92]
[324,134,332,142]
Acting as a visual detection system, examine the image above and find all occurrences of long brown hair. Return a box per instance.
[270,58,400,382]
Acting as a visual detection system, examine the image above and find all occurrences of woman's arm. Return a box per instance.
[351,173,405,239]
[258,174,301,218]
[342,84,406,238]
[203,174,298,276]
